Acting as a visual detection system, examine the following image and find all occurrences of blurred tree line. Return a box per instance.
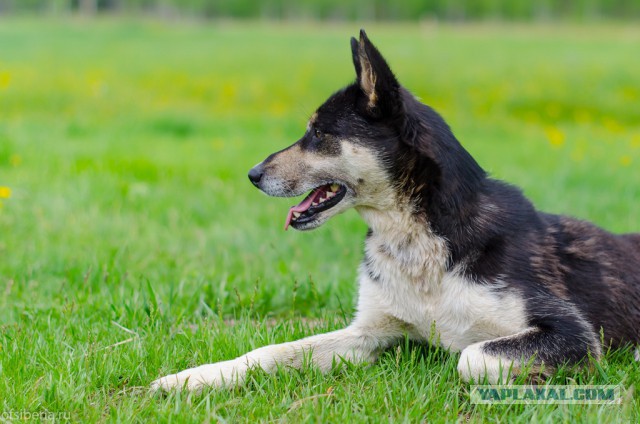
[1,0,639,21]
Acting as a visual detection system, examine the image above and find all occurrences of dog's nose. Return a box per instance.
[248,165,263,187]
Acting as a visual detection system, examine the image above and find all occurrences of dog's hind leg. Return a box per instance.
[457,321,601,384]
[151,309,407,392]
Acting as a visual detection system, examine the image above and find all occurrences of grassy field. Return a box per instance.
[0,18,639,422]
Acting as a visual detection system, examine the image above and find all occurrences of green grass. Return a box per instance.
[0,18,639,422]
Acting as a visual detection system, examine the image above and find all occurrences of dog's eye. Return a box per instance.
[314,128,322,139]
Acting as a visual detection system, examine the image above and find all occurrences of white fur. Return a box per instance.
[358,208,528,352]
[457,340,517,384]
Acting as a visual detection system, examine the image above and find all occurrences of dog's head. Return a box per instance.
[248,30,411,231]
[249,30,483,231]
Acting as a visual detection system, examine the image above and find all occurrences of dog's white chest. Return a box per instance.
[359,230,527,352]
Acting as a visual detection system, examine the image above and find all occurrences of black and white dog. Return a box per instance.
[152,30,640,391]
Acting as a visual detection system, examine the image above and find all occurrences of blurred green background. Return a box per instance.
[3,0,640,21]
[0,3,639,422]
[1,19,637,319]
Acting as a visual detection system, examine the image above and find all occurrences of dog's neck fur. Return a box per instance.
[357,202,449,289]
[396,97,490,266]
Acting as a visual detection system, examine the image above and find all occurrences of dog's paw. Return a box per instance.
[150,360,245,393]
[457,342,516,384]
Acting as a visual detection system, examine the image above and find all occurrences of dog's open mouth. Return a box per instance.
[284,183,347,230]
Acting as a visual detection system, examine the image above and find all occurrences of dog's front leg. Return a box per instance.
[457,319,602,384]
[151,311,406,392]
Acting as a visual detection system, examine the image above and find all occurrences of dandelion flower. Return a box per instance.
[0,186,12,199]
[0,71,11,89]
[544,127,565,148]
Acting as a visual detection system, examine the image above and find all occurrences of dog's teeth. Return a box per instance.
[293,212,301,218]
[312,202,318,206]
[319,197,326,203]
[330,184,340,192]
[326,192,336,198]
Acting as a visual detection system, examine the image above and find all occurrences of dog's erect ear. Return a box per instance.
[350,29,401,118]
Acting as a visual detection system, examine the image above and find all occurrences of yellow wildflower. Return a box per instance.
[0,186,11,199]
[0,71,11,89]
[269,101,287,117]
[221,82,237,102]
[603,118,624,133]
[544,127,565,148]
[620,156,632,167]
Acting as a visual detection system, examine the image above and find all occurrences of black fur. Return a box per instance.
[312,31,640,371]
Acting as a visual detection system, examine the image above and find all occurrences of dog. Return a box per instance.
[152,30,640,392]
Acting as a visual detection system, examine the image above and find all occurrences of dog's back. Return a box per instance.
[620,233,640,252]
[544,215,640,346]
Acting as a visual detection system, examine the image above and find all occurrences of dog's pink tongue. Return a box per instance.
[284,188,323,230]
